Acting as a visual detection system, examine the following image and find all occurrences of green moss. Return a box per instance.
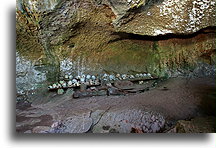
[152,41,159,51]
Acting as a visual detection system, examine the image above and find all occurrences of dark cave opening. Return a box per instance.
[109,26,216,43]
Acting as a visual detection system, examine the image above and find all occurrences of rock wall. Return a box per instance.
[16,0,216,93]
[114,0,216,35]
[16,52,47,94]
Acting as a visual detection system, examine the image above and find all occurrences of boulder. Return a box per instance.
[167,116,216,133]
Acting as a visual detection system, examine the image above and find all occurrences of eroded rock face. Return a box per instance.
[110,0,216,35]
[16,0,216,93]
[16,0,60,12]
[94,0,147,18]
[16,52,47,94]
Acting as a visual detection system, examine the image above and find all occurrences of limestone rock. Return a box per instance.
[32,126,51,133]
[91,109,165,133]
[62,117,93,133]
[50,114,93,133]
[167,116,216,133]
[114,0,216,36]
[96,0,147,20]
[24,130,32,133]
[16,0,216,94]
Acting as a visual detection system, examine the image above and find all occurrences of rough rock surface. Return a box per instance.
[46,108,165,133]
[16,52,47,94]
[91,109,165,133]
[16,77,216,133]
[167,116,216,133]
[49,112,93,133]
[113,0,216,35]
[15,1,216,134]
[16,0,216,93]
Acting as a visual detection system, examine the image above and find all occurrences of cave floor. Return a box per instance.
[16,77,216,133]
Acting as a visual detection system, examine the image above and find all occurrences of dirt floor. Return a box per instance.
[16,77,216,133]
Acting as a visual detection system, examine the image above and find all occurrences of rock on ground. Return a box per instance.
[167,116,216,133]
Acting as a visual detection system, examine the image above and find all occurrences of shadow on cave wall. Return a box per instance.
[109,26,216,43]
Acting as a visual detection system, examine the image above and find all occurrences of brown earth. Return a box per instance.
[16,77,216,133]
